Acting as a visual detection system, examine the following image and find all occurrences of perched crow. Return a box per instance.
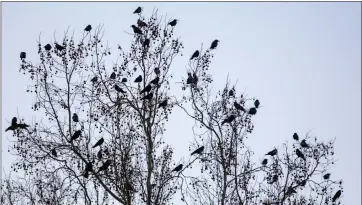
[248,108,257,115]
[300,139,309,148]
[168,19,178,27]
[262,159,268,166]
[137,19,148,27]
[210,40,219,49]
[20,52,26,59]
[186,73,193,84]
[11,117,17,127]
[83,162,93,178]
[158,99,168,108]
[143,38,150,47]
[98,160,112,173]
[134,75,142,83]
[150,76,160,84]
[266,149,278,156]
[97,149,102,160]
[51,148,57,157]
[228,90,234,96]
[84,25,92,32]
[234,102,245,112]
[190,50,199,60]
[323,173,331,180]
[93,138,104,148]
[55,43,65,51]
[121,78,127,83]
[221,115,236,125]
[115,84,126,93]
[296,149,306,161]
[293,133,299,141]
[17,123,29,130]
[131,25,143,35]
[71,130,82,141]
[332,190,341,202]
[255,100,260,108]
[90,76,98,83]
[44,44,52,51]
[172,164,183,172]
[141,92,153,100]
[154,67,160,75]
[140,84,152,94]
[191,146,204,155]
[72,113,79,122]
[192,73,198,84]
[133,6,142,14]
[110,72,116,79]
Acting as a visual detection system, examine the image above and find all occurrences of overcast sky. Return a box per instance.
[2,2,361,204]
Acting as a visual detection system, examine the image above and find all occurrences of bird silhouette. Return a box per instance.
[143,38,150,47]
[293,133,299,141]
[137,19,148,27]
[271,175,278,183]
[115,84,126,93]
[296,149,306,161]
[262,159,268,166]
[168,19,178,27]
[172,164,183,172]
[300,139,309,148]
[248,108,257,115]
[20,52,26,59]
[11,117,17,127]
[186,73,193,84]
[55,43,65,51]
[141,92,153,100]
[93,138,104,148]
[133,7,142,14]
[323,173,331,180]
[121,78,127,83]
[254,99,260,108]
[83,162,93,178]
[228,90,234,96]
[158,99,168,108]
[192,73,198,84]
[71,130,82,141]
[44,44,52,51]
[150,76,160,84]
[131,25,143,35]
[84,25,92,32]
[90,76,98,83]
[97,149,102,160]
[17,123,29,130]
[332,190,341,202]
[234,102,245,112]
[266,149,278,156]
[221,115,236,125]
[190,50,199,60]
[134,75,142,83]
[299,180,307,186]
[191,146,204,155]
[154,67,160,75]
[210,40,219,49]
[51,148,57,157]
[140,84,152,94]
[72,113,79,122]
[98,160,112,173]
[110,72,116,79]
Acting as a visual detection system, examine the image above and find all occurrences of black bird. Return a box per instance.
[143,38,150,47]
[254,99,260,108]
[115,84,126,93]
[228,90,234,96]
[97,150,102,160]
[172,164,183,172]
[83,162,93,178]
[296,149,306,161]
[137,19,148,28]
[293,133,299,141]
[261,159,268,166]
[98,160,112,173]
[299,180,307,186]
[323,173,331,180]
[266,148,278,156]
[286,187,297,196]
[191,146,204,155]
[134,75,142,83]
[158,99,168,108]
[168,19,178,27]
[186,73,193,84]
[84,25,92,32]
[271,175,278,183]
[44,44,52,51]
[140,84,152,94]
[20,52,26,59]
[300,139,309,148]
[17,123,29,130]
[234,102,245,112]
[190,50,199,60]
[55,43,65,51]
[93,138,104,148]
[110,72,116,79]
[141,92,153,100]
[121,78,127,83]
[248,108,257,115]
[90,76,98,83]
[133,7,142,14]
[221,115,236,125]
[192,73,198,84]
[150,76,160,84]
[72,113,79,122]
[51,148,57,157]
[71,130,82,141]
[332,190,341,202]
[210,40,219,49]
[131,25,143,35]
[154,67,160,75]
[11,117,17,127]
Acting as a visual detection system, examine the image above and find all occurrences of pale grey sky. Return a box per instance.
[2,2,361,204]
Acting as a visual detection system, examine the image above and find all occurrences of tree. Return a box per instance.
[3,7,343,205]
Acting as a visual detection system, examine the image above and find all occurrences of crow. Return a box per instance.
[154,67,160,75]
[332,190,341,202]
[265,149,278,156]
[115,84,126,93]
[190,50,199,60]
[71,130,82,141]
[137,19,148,27]
[254,99,260,108]
[133,7,142,14]
[84,25,92,32]
[221,115,236,125]
[131,25,143,35]
[98,160,112,173]
[140,84,152,94]
[186,73,193,84]
[158,99,168,108]
[271,175,278,183]
[150,76,160,84]
[44,44,52,51]
[55,43,65,51]
[296,149,306,161]
[172,164,183,172]
[72,113,79,123]
[90,76,98,83]
[234,102,245,112]
[210,40,219,49]
[228,89,234,96]
[134,75,142,83]
[11,117,17,127]
[110,72,116,79]
[248,108,257,115]
[17,123,29,130]
[143,38,150,47]
[323,173,331,180]
[192,73,198,84]
[93,138,104,148]
[51,148,57,157]
[97,149,102,160]
[121,78,127,83]
[84,162,93,178]
[191,146,204,155]
[300,139,309,148]
[168,19,178,27]
[20,52,26,59]
[293,133,299,141]
[261,159,268,166]
[141,92,153,100]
